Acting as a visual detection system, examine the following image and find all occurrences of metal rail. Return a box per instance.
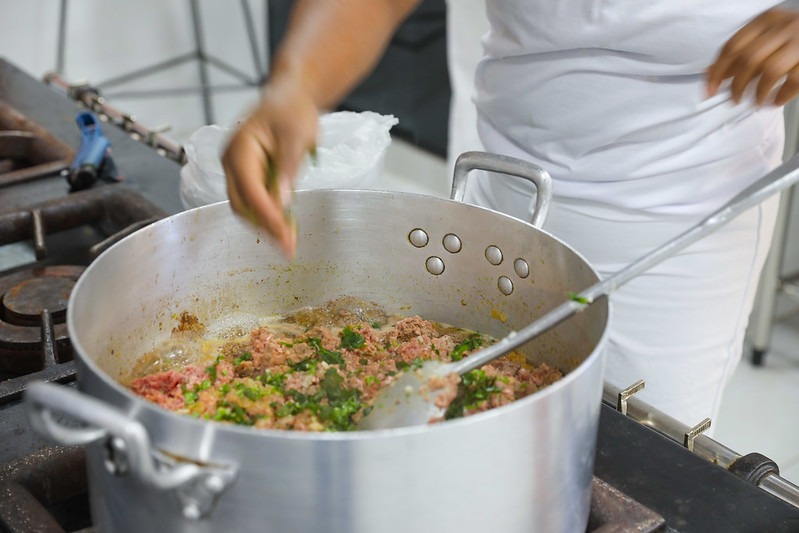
[43,72,187,165]
[604,382,799,510]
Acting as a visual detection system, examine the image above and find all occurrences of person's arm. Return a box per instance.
[706,2,799,106]
[222,0,420,257]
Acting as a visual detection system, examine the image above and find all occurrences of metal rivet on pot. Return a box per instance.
[183,503,202,521]
[103,436,129,476]
[426,256,445,275]
[514,258,530,278]
[442,233,462,254]
[408,228,429,248]
[498,276,514,296]
[205,475,226,494]
[485,245,503,265]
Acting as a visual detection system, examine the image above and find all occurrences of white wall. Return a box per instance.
[0,0,265,141]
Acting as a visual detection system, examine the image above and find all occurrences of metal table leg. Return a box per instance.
[749,189,794,365]
[747,100,799,366]
[54,0,266,126]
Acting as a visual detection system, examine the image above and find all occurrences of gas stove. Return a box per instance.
[1,57,798,532]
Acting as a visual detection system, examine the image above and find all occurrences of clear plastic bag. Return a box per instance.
[180,124,230,209]
[296,111,398,190]
[179,111,398,209]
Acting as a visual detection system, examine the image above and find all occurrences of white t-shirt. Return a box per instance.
[468,0,786,218]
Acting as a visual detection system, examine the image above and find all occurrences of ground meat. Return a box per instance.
[428,373,460,409]
[181,365,209,389]
[385,316,437,344]
[127,299,564,432]
[130,370,185,411]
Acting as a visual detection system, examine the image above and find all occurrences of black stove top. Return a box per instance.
[1,56,799,533]
[0,57,185,216]
[596,405,799,531]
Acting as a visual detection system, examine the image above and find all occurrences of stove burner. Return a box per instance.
[0,266,82,375]
[0,101,73,188]
[3,275,73,326]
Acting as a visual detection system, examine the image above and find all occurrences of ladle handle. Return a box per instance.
[452,153,799,375]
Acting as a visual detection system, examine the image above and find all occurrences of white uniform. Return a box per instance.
[462,1,786,426]
[444,0,490,176]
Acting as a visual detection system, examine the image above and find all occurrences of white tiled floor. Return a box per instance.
[2,0,797,489]
[716,317,799,484]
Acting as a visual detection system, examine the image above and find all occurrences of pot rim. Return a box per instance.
[68,191,611,442]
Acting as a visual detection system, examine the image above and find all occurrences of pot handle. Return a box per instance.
[450,151,553,228]
[25,381,237,520]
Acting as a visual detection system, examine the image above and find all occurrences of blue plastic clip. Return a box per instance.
[68,111,118,190]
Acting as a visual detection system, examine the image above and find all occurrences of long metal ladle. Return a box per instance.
[358,152,799,430]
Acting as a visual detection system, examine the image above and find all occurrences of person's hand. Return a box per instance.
[221,76,319,258]
[707,6,799,106]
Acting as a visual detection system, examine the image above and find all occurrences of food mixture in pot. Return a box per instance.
[125,297,563,431]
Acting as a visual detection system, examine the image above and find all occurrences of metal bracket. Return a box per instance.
[616,380,645,416]
[683,418,712,452]
[154,450,238,520]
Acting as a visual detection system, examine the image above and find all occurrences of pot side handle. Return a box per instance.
[25,381,237,520]
[450,151,553,228]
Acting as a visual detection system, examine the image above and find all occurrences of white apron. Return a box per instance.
[462,0,785,426]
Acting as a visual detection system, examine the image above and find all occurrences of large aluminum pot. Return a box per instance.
[26,152,609,532]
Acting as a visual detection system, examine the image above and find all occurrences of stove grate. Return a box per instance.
[0,446,90,533]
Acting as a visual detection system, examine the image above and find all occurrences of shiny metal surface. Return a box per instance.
[761,475,799,508]
[451,151,552,227]
[357,361,452,431]
[49,179,609,532]
[36,145,799,530]
[27,382,236,519]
